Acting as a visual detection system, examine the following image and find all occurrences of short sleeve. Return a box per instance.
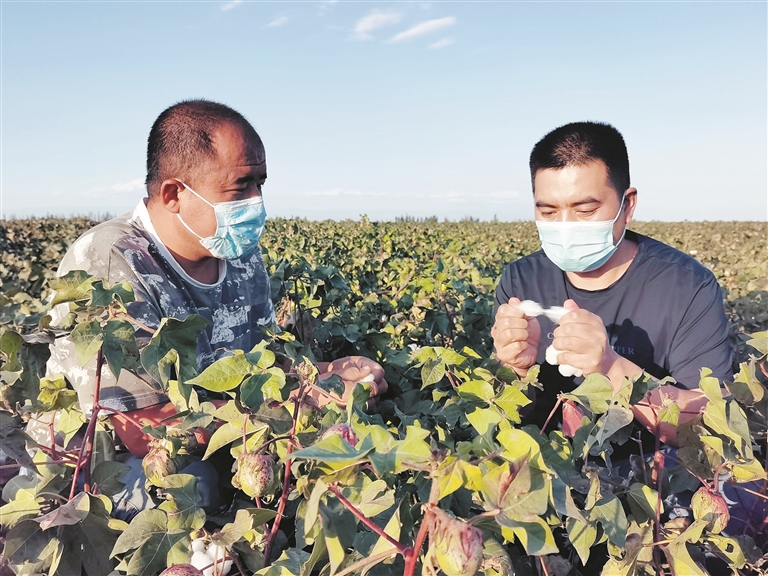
[666,275,733,388]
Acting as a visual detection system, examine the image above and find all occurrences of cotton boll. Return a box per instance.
[517,300,545,317]
[204,543,232,576]
[558,364,583,378]
[190,539,207,554]
[190,551,210,572]
[543,306,568,324]
[360,373,376,382]
[546,345,582,377]
[545,345,561,366]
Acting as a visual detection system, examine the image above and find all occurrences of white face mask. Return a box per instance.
[177,182,267,260]
[535,194,626,272]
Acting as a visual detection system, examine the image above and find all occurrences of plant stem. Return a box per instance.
[335,549,399,576]
[729,483,768,501]
[68,348,105,500]
[328,484,408,553]
[540,556,551,576]
[263,371,307,566]
[542,395,564,432]
[651,411,664,573]
[403,462,440,576]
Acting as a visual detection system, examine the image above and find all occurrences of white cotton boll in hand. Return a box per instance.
[558,364,583,378]
[517,300,545,317]
[545,345,583,378]
[360,373,376,382]
[543,306,568,324]
[545,344,560,366]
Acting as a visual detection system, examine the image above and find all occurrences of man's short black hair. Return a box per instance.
[145,99,258,198]
[529,121,630,196]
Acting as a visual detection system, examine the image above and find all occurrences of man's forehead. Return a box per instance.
[212,121,266,164]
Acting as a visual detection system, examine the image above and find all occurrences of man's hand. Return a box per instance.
[552,299,620,378]
[491,297,542,376]
[288,356,388,408]
[110,400,226,458]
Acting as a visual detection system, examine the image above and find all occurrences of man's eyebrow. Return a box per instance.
[535,197,602,209]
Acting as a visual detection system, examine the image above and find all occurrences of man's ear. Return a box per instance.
[623,187,638,224]
[158,179,184,213]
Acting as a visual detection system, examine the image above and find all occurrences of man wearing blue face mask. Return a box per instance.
[35,100,387,516]
[491,121,732,447]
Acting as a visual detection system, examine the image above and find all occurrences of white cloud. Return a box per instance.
[353,10,402,40]
[268,16,289,28]
[221,0,243,12]
[390,16,455,43]
[428,37,454,50]
[111,178,145,193]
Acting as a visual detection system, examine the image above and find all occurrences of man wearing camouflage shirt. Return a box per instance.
[46,100,387,457]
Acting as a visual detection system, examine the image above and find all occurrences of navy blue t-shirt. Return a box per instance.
[494,230,733,425]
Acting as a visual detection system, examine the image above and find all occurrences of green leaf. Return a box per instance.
[562,373,614,414]
[0,329,24,371]
[102,319,140,378]
[291,433,374,465]
[367,424,432,475]
[48,270,97,306]
[36,373,77,411]
[466,406,502,435]
[626,483,662,525]
[36,492,90,530]
[566,518,597,565]
[254,548,311,575]
[70,319,103,366]
[91,460,129,497]
[594,404,634,446]
[202,418,269,461]
[493,385,531,423]
[667,519,709,576]
[0,488,41,527]
[188,351,256,392]
[745,331,768,355]
[499,516,558,556]
[240,368,287,410]
[141,315,209,386]
[111,509,169,557]
[420,357,445,388]
[587,492,628,548]
[706,534,746,568]
[3,520,62,571]
[90,279,135,308]
[456,380,495,403]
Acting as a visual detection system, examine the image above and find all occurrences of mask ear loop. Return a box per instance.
[175,181,214,241]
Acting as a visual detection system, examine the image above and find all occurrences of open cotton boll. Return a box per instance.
[359,373,376,382]
[545,345,583,378]
[190,551,210,572]
[543,306,568,324]
[516,300,545,317]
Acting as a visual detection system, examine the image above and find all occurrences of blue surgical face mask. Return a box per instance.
[176,182,267,260]
[535,194,627,272]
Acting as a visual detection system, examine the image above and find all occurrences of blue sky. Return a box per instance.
[2,1,766,221]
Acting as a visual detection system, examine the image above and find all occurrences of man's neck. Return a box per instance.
[565,237,639,291]
[145,199,221,284]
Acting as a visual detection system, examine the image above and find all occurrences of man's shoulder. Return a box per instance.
[634,233,716,284]
[60,206,149,275]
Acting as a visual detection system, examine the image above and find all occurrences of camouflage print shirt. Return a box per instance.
[47,200,275,413]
